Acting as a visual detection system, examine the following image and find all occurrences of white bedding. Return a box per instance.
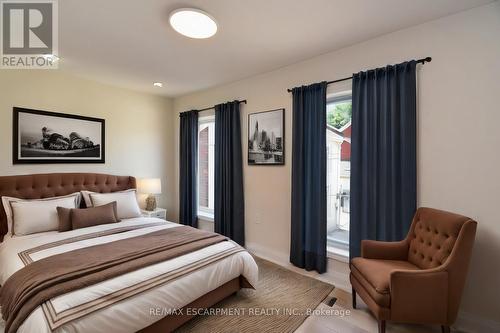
[0,217,258,333]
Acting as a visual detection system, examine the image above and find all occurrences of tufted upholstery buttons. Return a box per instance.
[407,209,468,269]
[0,173,136,241]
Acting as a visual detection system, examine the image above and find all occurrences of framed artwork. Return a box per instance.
[13,107,105,164]
[248,108,284,165]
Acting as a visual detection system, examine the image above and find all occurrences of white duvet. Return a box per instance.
[0,218,258,333]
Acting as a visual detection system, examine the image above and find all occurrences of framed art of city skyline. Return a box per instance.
[13,107,105,164]
[248,108,284,165]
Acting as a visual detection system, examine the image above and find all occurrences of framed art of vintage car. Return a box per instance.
[13,107,105,164]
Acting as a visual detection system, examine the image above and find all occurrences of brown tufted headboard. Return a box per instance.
[0,173,136,241]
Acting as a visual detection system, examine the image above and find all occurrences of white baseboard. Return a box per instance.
[245,242,351,293]
[245,242,500,333]
[244,242,290,266]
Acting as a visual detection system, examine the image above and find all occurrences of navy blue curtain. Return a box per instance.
[214,101,245,246]
[349,61,417,259]
[290,82,327,274]
[179,110,198,228]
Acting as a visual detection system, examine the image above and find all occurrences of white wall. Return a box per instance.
[173,2,500,330]
[0,70,176,217]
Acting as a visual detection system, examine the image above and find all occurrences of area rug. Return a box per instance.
[175,256,334,333]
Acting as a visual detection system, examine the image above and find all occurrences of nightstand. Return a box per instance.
[141,208,167,220]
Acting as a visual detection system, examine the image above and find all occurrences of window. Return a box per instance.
[326,94,352,256]
[198,115,215,220]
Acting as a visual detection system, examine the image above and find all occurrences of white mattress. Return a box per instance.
[0,217,258,333]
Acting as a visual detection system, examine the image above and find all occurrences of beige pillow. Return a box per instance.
[70,202,120,230]
[10,194,80,236]
[81,189,136,208]
[89,190,141,219]
[2,193,81,237]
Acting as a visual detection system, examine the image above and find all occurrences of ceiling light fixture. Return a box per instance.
[169,8,217,39]
[153,82,163,87]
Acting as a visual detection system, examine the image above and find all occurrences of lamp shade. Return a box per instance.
[138,178,162,194]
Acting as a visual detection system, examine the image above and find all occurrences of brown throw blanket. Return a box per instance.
[0,225,227,333]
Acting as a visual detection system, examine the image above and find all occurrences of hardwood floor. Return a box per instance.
[296,288,464,333]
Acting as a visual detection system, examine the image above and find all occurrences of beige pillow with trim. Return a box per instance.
[2,193,81,237]
[81,189,136,208]
[89,190,141,219]
[10,194,81,236]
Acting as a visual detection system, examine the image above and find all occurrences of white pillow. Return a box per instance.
[7,193,80,236]
[2,193,81,237]
[81,189,136,208]
[89,190,141,219]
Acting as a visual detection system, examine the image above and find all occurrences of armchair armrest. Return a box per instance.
[390,268,448,323]
[361,240,408,260]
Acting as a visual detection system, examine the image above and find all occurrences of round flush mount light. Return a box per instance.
[169,8,217,39]
[153,82,163,88]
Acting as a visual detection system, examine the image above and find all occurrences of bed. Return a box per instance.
[0,173,258,333]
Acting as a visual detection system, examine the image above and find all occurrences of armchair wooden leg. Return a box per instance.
[352,287,356,309]
[441,326,450,333]
[378,320,386,333]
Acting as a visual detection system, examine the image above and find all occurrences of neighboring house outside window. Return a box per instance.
[326,94,352,258]
[198,115,215,220]
[199,126,209,207]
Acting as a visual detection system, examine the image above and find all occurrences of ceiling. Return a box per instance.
[58,0,493,97]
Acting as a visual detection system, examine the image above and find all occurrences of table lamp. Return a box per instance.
[138,178,162,211]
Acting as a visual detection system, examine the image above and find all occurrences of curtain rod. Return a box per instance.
[180,99,247,115]
[286,57,432,93]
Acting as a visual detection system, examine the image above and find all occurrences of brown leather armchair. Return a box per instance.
[350,207,477,333]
